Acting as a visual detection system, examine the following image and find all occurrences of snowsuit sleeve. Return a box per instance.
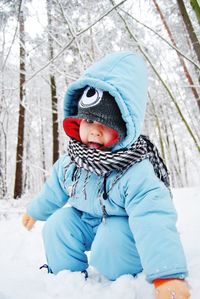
[27,155,69,221]
[124,159,188,282]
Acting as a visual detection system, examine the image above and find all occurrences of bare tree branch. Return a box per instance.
[23,0,128,85]
[2,0,22,71]
[55,0,85,66]
[119,8,200,70]
[109,0,200,152]
[152,0,200,109]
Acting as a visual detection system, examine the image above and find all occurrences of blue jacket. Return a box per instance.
[27,52,188,282]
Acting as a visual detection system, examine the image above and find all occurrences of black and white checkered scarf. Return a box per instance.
[67,135,170,189]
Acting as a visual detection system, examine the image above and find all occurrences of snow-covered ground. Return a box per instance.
[0,187,199,299]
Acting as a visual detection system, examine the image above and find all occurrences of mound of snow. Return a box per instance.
[0,187,199,299]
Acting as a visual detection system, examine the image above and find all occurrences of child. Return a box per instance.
[22,51,190,299]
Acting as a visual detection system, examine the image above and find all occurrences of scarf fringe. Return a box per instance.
[65,136,171,221]
[67,135,170,189]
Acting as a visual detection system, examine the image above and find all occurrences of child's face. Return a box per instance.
[79,119,118,150]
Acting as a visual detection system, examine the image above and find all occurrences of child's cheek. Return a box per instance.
[79,124,89,144]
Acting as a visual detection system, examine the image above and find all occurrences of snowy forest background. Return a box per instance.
[0,0,200,201]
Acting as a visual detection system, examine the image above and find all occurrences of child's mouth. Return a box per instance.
[88,142,103,149]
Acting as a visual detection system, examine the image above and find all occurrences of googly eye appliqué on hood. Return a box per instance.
[79,87,103,108]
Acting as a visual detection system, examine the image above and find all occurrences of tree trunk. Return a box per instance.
[50,75,59,163]
[110,0,200,152]
[23,127,30,192]
[177,0,200,63]
[40,117,47,182]
[152,0,200,110]
[148,93,166,161]
[14,8,26,199]
[38,95,47,182]
[0,28,7,198]
[161,105,183,187]
[46,0,59,164]
[190,0,200,24]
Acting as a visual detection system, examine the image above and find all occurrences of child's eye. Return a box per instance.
[86,119,93,123]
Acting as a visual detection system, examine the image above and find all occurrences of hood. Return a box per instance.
[63,51,148,151]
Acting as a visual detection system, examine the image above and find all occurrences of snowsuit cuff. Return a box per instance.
[153,278,184,288]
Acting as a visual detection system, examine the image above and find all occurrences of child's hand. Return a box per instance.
[22,213,36,230]
[155,279,190,299]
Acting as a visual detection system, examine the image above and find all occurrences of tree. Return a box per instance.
[152,0,200,110]
[0,0,199,197]
[190,0,200,24]
[177,0,200,63]
[14,3,26,199]
[46,0,59,164]
[0,0,22,198]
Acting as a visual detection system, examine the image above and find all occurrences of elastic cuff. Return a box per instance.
[153,278,184,288]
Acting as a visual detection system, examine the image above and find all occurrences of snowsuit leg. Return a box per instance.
[90,216,143,280]
[42,207,95,273]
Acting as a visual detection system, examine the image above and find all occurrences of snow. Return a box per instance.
[0,187,199,299]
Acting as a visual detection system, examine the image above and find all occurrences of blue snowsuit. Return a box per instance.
[27,52,188,282]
